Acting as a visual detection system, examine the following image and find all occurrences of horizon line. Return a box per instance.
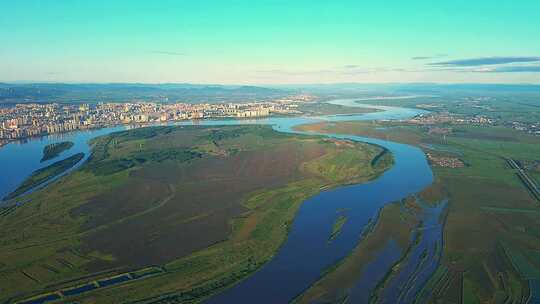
[2,81,540,86]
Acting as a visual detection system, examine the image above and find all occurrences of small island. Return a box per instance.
[328,214,348,242]
[41,141,75,162]
[5,153,84,200]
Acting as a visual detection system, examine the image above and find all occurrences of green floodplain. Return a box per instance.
[41,141,75,162]
[0,125,392,303]
[3,94,539,304]
[298,118,540,303]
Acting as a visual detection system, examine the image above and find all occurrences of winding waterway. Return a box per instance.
[0,99,437,303]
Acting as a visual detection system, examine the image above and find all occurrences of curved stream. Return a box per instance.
[0,99,435,303]
[207,101,434,303]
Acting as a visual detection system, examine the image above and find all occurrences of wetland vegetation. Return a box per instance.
[0,125,392,303]
[297,118,540,303]
[41,141,74,162]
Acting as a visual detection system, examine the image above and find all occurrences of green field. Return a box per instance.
[348,93,540,124]
[298,120,540,303]
[0,125,391,303]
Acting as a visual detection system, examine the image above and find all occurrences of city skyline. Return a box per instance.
[2,0,540,84]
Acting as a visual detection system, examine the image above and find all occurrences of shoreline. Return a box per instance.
[10,125,394,304]
[0,99,385,149]
[1,100,433,303]
[0,114,297,148]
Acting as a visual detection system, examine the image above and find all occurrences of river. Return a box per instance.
[0,99,438,303]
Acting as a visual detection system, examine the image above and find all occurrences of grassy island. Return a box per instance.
[41,141,75,162]
[328,214,348,242]
[0,125,392,303]
[5,153,84,200]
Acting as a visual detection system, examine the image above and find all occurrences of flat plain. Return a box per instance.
[0,125,391,303]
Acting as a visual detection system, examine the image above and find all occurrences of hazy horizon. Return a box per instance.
[3,81,540,87]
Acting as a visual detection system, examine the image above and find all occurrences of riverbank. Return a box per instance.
[0,105,374,149]
[0,100,430,304]
[294,197,422,303]
[4,153,85,200]
[4,125,394,304]
[296,119,540,303]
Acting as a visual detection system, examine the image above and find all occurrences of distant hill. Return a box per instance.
[0,83,290,104]
[276,83,540,97]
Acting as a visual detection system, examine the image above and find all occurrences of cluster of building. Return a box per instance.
[408,112,495,126]
[504,121,540,135]
[426,152,465,168]
[416,97,540,136]
[427,126,453,135]
[409,112,540,135]
[0,95,312,143]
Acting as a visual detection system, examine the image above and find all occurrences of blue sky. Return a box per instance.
[1,0,540,84]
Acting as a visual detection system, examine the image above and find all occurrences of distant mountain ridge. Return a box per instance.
[271,83,540,97]
[0,83,290,104]
[3,82,540,104]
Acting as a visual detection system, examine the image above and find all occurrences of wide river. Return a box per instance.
[0,99,434,303]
